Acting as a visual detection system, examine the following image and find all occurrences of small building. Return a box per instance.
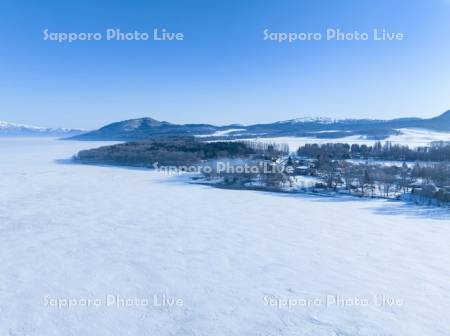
[294,165,311,176]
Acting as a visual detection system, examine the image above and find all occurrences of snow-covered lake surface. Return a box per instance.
[0,138,449,336]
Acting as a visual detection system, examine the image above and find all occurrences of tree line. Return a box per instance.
[297,141,450,162]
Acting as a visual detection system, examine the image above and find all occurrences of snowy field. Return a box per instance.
[0,138,449,336]
[226,128,450,151]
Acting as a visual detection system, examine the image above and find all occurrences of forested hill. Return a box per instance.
[75,137,259,167]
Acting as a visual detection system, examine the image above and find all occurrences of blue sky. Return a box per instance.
[1,0,450,129]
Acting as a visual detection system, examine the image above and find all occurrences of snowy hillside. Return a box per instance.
[0,138,449,335]
[235,128,450,151]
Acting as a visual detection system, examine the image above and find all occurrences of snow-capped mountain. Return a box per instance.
[0,121,85,137]
[276,117,335,124]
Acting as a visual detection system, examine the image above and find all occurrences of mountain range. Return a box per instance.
[69,110,450,141]
[0,121,84,137]
[2,110,449,140]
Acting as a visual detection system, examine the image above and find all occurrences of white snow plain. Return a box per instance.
[234,128,450,151]
[0,138,449,336]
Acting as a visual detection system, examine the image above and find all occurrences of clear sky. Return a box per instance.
[1,0,450,129]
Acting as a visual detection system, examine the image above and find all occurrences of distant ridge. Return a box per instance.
[0,121,84,137]
[70,110,450,141]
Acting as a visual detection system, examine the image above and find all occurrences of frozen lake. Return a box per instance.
[0,138,449,336]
